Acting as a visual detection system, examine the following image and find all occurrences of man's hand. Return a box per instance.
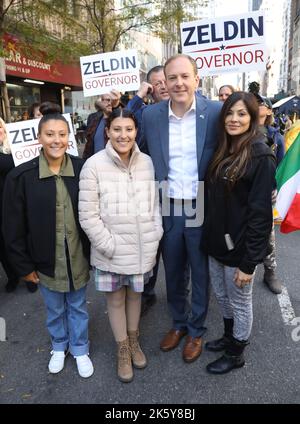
[137,82,153,99]
[234,269,253,288]
[23,271,40,284]
[109,89,121,108]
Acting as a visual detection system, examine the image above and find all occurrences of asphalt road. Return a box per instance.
[0,226,300,405]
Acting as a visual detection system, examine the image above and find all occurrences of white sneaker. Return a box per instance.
[75,354,94,378]
[48,350,66,374]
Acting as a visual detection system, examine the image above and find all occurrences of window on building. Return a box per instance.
[7,84,41,122]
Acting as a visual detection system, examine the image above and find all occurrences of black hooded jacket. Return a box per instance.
[202,137,276,274]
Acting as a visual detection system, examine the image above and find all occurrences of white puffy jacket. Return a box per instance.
[79,141,163,275]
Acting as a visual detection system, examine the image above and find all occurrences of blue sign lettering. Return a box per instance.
[182,16,264,47]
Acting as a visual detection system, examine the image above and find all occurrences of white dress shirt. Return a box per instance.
[168,98,198,199]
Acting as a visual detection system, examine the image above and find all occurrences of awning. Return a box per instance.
[272,95,296,109]
[4,33,83,88]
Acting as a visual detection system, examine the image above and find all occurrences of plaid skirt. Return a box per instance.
[94,268,153,293]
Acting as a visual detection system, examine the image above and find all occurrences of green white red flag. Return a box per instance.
[276,132,300,233]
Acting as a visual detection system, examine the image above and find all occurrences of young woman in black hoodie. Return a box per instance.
[203,92,276,374]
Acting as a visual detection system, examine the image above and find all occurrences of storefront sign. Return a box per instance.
[80,49,140,97]
[4,33,82,87]
[180,11,267,76]
[6,114,78,167]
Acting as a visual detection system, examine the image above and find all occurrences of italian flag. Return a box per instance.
[276,133,300,233]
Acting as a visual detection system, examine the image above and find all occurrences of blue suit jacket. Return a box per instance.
[141,95,222,184]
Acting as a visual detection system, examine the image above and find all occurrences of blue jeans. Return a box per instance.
[39,284,89,356]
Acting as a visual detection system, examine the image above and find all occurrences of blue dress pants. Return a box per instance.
[161,200,208,338]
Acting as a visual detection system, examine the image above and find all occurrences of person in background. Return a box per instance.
[21,111,30,121]
[79,108,163,383]
[0,117,20,293]
[284,115,292,133]
[86,100,103,129]
[73,112,86,145]
[83,90,121,159]
[256,94,284,294]
[28,102,42,119]
[257,95,285,165]
[2,104,94,378]
[218,85,235,102]
[203,92,276,374]
[127,65,170,147]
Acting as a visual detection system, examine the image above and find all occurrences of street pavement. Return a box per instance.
[0,226,300,405]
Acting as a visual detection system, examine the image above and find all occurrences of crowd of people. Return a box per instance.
[1,53,292,383]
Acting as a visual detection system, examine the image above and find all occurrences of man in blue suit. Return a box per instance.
[141,54,222,363]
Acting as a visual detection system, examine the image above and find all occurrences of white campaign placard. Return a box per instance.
[80,49,140,97]
[7,114,78,167]
[180,11,267,76]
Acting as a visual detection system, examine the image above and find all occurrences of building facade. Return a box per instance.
[3,33,85,122]
[256,0,285,97]
[279,0,292,94]
[1,1,97,122]
[289,0,300,95]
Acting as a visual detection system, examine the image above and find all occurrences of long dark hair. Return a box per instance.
[208,92,260,187]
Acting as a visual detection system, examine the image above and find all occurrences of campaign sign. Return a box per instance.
[7,114,78,167]
[180,11,267,76]
[80,49,140,97]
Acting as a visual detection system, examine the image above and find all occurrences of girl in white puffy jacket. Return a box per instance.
[79,108,163,383]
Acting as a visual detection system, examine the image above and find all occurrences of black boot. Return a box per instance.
[263,268,282,294]
[206,336,248,375]
[205,318,234,352]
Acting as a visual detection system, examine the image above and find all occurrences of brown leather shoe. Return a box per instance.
[182,336,203,363]
[160,329,187,352]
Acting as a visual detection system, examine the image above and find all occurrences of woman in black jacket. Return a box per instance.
[202,92,276,374]
[0,117,20,292]
[2,105,94,378]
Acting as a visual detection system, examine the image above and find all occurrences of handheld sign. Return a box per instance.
[181,11,267,76]
[7,114,78,167]
[80,49,140,97]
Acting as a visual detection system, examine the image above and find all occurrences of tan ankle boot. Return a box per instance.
[117,337,133,383]
[128,330,147,369]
